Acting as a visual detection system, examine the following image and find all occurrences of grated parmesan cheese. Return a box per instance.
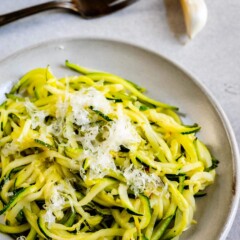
[1,141,19,156]
[44,184,65,225]
[123,164,162,196]
[88,151,117,180]
[24,99,47,130]
[78,125,99,152]
[50,185,65,208]
[56,97,69,120]
[47,97,70,137]
[101,106,141,152]
[44,209,56,226]
[70,87,112,126]
[24,99,53,142]
[76,105,141,180]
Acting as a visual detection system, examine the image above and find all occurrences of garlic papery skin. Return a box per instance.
[180,0,208,39]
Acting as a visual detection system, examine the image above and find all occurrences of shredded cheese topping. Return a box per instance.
[124,164,162,196]
[44,184,65,226]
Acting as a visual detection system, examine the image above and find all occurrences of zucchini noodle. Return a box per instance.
[0,61,218,240]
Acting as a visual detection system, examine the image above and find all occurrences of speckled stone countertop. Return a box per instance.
[0,0,239,239]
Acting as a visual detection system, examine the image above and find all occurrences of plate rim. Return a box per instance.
[0,37,239,239]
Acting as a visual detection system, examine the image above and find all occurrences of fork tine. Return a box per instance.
[105,0,139,15]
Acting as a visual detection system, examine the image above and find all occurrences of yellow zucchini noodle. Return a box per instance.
[0,61,218,240]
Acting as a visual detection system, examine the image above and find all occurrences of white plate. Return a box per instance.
[0,38,239,240]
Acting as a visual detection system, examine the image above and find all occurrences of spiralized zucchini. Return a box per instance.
[0,61,218,240]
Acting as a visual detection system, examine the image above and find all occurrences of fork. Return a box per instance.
[0,0,138,26]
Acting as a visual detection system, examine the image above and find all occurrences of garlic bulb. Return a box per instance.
[180,0,208,38]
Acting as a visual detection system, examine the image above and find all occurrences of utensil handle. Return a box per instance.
[0,1,73,26]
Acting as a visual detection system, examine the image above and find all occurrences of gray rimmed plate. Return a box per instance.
[0,38,239,240]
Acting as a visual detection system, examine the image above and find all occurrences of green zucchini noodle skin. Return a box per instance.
[0,61,218,240]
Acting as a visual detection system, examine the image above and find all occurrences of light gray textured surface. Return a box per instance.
[0,0,239,239]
